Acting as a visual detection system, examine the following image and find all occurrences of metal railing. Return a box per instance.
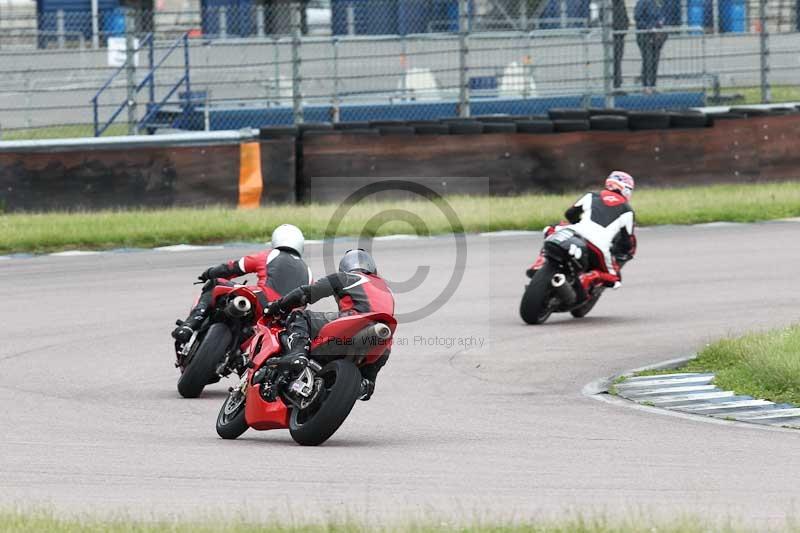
[0,0,797,139]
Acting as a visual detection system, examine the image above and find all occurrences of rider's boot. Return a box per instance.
[171,305,209,342]
[268,332,311,374]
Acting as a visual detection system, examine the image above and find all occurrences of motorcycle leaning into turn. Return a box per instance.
[174,281,267,398]
[520,225,626,325]
[216,306,397,446]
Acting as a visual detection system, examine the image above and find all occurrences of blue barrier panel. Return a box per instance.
[198,92,706,131]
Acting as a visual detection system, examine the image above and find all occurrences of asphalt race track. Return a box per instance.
[1,223,799,526]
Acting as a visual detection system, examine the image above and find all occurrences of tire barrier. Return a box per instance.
[301,111,800,202]
[2,107,798,211]
[589,115,630,131]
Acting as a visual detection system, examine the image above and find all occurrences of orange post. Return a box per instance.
[238,142,263,209]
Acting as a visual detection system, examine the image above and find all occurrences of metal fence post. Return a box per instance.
[56,9,65,49]
[91,0,99,48]
[712,0,719,33]
[220,7,228,39]
[332,36,340,123]
[291,2,304,124]
[257,5,265,37]
[273,38,280,105]
[125,9,138,135]
[346,4,355,35]
[582,31,590,106]
[759,0,770,103]
[457,0,470,118]
[25,77,33,129]
[601,0,613,107]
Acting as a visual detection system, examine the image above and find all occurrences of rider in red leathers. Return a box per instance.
[172,224,312,342]
[265,249,394,401]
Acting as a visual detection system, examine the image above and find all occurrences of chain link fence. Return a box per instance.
[0,0,797,139]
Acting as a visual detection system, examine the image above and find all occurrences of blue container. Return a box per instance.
[566,0,589,27]
[686,0,712,28]
[469,76,497,91]
[398,0,432,34]
[36,0,119,46]
[103,6,125,36]
[539,0,588,28]
[201,0,255,37]
[332,0,398,35]
[719,0,746,32]
[662,0,681,25]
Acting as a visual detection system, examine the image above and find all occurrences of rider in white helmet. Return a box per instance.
[561,171,637,285]
[172,224,313,342]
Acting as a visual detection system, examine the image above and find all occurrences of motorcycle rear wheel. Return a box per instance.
[216,389,249,439]
[177,323,231,398]
[289,359,361,446]
[520,263,557,325]
[571,289,604,318]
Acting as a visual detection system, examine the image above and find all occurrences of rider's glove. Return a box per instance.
[265,299,286,317]
[265,288,308,317]
[198,267,214,282]
[359,378,375,401]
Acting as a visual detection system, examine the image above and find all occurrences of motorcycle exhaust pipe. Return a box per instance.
[226,295,252,318]
[372,323,392,340]
[550,273,576,306]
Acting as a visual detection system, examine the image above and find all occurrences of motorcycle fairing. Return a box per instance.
[311,312,397,365]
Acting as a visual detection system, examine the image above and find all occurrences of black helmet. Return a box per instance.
[339,249,377,274]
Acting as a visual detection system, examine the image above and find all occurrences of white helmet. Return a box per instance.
[271,224,305,256]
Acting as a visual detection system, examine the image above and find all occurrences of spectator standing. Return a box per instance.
[611,0,630,89]
[634,0,667,90]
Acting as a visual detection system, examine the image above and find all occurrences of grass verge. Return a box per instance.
[735,85,800,105]
[637,324,800,406]
[0,510,759,533]
[0,123,128,141]
[2,182,800,254]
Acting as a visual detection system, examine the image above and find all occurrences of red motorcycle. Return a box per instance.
[215,311,397,446]
[175,282,271,398]
[520,225,619,325]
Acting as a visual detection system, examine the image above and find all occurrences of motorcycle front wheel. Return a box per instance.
[289,359,361,446]
[216,388,249,439]
[519,262,557,325]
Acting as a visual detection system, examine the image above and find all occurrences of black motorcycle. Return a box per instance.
[520,227,613,325]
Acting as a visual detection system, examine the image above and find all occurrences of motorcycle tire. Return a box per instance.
[289,359,362,446]
[519,263,557,325]
[571,289,604,318]
[177,323,232,399]
[216,389,249,439]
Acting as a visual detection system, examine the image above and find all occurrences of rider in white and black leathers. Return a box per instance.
[563,171,637,284]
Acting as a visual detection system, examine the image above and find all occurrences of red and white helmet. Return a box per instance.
[605,171,635,199]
